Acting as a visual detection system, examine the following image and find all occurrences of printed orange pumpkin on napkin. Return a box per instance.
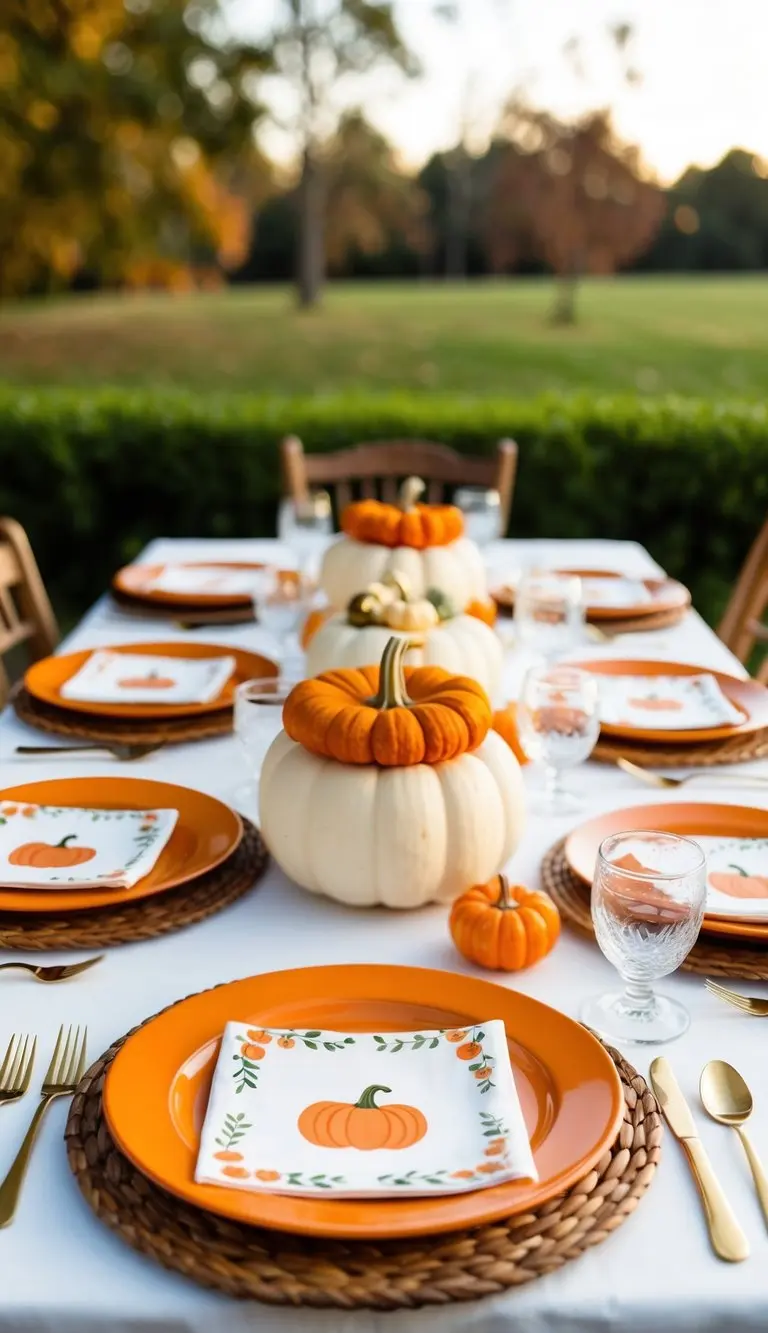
[0,803,178,891]
[60,649,236,706]
[597,672,744,731]
[195,1020,537,1198]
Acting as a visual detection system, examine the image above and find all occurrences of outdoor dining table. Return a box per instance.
[1,535,767,1333]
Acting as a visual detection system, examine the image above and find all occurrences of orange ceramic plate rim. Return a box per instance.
[24,641,277,720]
[113,562,265,609]
[491,571,690,621]
[103,964,625,1240]
[0,776,243,913]
[570,657,768,744]
[564,800,768,941]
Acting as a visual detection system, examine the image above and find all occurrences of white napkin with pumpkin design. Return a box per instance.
[597,673,744,730]
[146,565,259,598]
[60,650,236,705]
[195,1020,536,1198]
[579,576,652,608]
[0,803,178,890]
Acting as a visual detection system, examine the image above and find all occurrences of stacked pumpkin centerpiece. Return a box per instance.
[307,478,501,693]
[259,636,525,908]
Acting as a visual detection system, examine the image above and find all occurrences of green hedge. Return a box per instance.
[2,386,767,627]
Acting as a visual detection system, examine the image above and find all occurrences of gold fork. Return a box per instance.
[0,1024,87,1227]
[0,957,102,983]
[617,757,768,789]
[706,980,768,1016]
[0,1035,36,1108]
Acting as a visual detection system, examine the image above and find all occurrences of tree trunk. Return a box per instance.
[550,274,578,324]
[445,156,471,280]
[297,146,325,309]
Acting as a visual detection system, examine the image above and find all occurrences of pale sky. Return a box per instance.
[232,0,768,183]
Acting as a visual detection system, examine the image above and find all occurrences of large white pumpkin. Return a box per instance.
[306,612,503,696]
[320,536,487,612]
[259,728,525,909]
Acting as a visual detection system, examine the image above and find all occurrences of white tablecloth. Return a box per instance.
[1,537,767,1333]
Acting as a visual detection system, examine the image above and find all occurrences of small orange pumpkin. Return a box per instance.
[466,598,498,627]
[8,835,96,868]
[627,695,684,712]
[341,477,464,550]
[300,606,331,649]
[709,865,768,899]
[297,1084,427,1151]
[254,1169,281,1181]
[118,671,176,690]
[213,1149,243,1162]
[283,635,491,767]
[450,873,560,971]
[492,703,528,765]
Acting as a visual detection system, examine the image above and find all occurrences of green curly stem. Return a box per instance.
[55,835,77,849]
[355,1085,392,1109]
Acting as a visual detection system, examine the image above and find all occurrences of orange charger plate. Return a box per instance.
[103,964,625,1241]
[571,657,768,744]
[492,570,690,622]
[24,641,276,720]
[0,776,242,913]
[565,800,768,942]
[113,562,265,609]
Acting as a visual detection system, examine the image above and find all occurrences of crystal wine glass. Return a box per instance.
[514,570,584,661]
[453,486,502,547]
[581,831,707,1044]
[516,664,600,814]
[277,490,333,578]
[233,674,300,815]
[253,566,312,667]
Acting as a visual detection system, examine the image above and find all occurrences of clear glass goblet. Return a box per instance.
[253,566,312,667]
[277,490,333,579]
[517,664,600,814]
[581,830,707,1044]
[232,674,300,816]
[515,569,584,661]
[453,486,502,547]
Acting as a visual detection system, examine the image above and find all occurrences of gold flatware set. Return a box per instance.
[616,756,768,789]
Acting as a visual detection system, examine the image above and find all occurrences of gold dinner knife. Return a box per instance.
[650,1057,750,1262]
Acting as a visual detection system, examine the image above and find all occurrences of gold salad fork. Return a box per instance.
[0,1034,36,1108]
[706,980,768,1016]
[0,957,102,983]
[617,757,768,789]
[0,1024,88,1227]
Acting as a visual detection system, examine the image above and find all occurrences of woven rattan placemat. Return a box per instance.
[593,726,768,768]
[0,820,267,950]
[542,837,768,980]
[493,595,688,635]
[110,590,256,627]
[64,1008,660,1310]
[14,688,232,746]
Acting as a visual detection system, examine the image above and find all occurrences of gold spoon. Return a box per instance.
[700,1059,768,1227]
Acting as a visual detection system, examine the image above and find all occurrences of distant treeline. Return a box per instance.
[235,146,768,283]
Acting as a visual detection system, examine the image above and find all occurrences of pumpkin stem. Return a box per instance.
[56,835,77,849]
[398,476,425,512]
[727,864,748,876]
[496,873,519,911]
[355,1084,392,1109]
[382,569,412,602]
[368,636,414,709]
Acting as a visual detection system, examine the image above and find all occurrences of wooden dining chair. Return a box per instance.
[717,513,768,682]
[0,517,59,706]
[281,436,519,535]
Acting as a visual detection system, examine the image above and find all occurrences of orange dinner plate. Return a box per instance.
[103,964,624,1240]
[0,777,242,913]
[113,562,264,609]
[24,641,276,720]
[564,800,768,942]
[571,658,768,744]
[492,571,690,622]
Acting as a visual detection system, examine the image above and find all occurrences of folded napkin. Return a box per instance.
[61,651,236,705]
[598,673,744,731]
[146,565,258,598]
[579,576,652,609]
[696,836,768,921]
[0,803,178,890]
[196,1020,536,1199]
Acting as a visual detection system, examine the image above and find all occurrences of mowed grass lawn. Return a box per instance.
[1,275,768,397]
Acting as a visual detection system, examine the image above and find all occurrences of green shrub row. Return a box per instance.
[2,386,766,628]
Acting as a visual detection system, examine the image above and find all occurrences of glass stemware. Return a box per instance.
[233,674,300,814]
[514,570,584,661]
[453,486,502,547]
[516,664,600,814]
[253,566,312,667]
[277,490,333,578]
[581,830,707,1044]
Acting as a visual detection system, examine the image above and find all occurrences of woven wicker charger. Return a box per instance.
[542,837,768,980]
[65,1008,660,1311]
[14,687,232,746]
[593,726,768,768]
[110,590,256,627]
[493,596,688,635]
[0,820,267,951]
